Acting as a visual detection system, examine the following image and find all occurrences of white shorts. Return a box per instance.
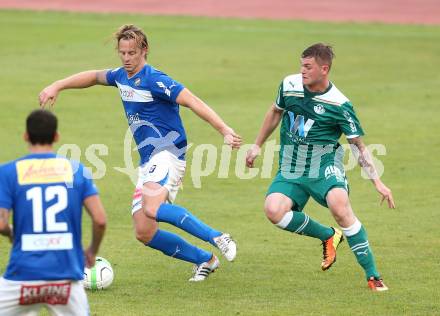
[0,277,89,316]
[131,150,186,214]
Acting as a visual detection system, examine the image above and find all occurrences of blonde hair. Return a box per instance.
[114,24,148,56]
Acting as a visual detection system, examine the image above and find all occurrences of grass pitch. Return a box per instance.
[0,10,440,315]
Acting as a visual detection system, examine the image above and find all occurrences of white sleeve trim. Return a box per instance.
[346,134,359,139]
[274,103,284,111]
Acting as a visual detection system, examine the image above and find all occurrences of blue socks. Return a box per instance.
[156,204,221,246]
[146,204,222,265]
[147,230,212,265]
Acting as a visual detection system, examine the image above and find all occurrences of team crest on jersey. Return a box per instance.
[134,78,141,86]
[314,104,325,114]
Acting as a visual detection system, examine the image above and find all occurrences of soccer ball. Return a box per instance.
[83,257,114,290]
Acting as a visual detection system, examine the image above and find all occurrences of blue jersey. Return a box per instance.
[106,64,187,165]
[0,153,98,281]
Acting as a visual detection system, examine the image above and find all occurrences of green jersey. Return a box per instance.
[275,74,364,178]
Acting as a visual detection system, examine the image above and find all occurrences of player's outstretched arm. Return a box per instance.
[39,70,109,108]
[348,137,396,209]
[246,104,283,168]
[176,88,242,149]
[83,195,107,268]
[0,208,13,243]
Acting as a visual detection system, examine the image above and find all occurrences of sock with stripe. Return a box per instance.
[156,204,222,246]
[275,211,334,241]
[147,229,212,265]
[342,219,380,279]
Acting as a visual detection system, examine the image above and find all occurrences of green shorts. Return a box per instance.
[267,164,349,211]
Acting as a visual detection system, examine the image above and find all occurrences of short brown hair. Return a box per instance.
[114,24,148,53]
[302,43,335,69]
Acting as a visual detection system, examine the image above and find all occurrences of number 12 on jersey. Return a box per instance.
[26,185,68,233]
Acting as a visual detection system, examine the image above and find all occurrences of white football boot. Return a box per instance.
[213,233,237,262]
[189,255,220,282]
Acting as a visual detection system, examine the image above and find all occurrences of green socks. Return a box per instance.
[276,212,382,280]
[276,211,334,241]
[342,219,380,279]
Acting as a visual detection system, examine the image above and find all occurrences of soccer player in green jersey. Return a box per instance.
[246,43,395,291]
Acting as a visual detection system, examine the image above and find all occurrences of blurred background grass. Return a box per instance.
[0,10,439,315]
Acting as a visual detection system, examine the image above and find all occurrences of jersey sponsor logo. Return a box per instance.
[324,165,345,182]
[156,81,172,97]
[313,104,325,114]
[19,282,71,305]
[127,113,141,124]
[288,112,315,138]
[120,88,134,99]
[17,159,73,185]
[21,233,73,251]
[343,110,358,133]
[115,81,153,103]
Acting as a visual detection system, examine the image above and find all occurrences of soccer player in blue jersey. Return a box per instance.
[39,24,241,281]
[0,110,107,315]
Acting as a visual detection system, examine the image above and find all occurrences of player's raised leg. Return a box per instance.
[132,182,220,281]
[265,191,343,270]
[327,188,388,291]
[155,203,236,261]
[133,210,218,280]
[142,172,237,262]
[155,201,221,246]
[138,151,237,261]
[266,193,334,239]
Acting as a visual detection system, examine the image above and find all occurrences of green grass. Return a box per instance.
[1,9,440,315]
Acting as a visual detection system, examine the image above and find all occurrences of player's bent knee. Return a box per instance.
[264,193,293,224]
[326,188,349,207]
[264,203,284,224]
[332,207,355,227]
[133,215,158,244]
[135,227,157,244]
[331,212,345,225]
[143,203,160,218]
